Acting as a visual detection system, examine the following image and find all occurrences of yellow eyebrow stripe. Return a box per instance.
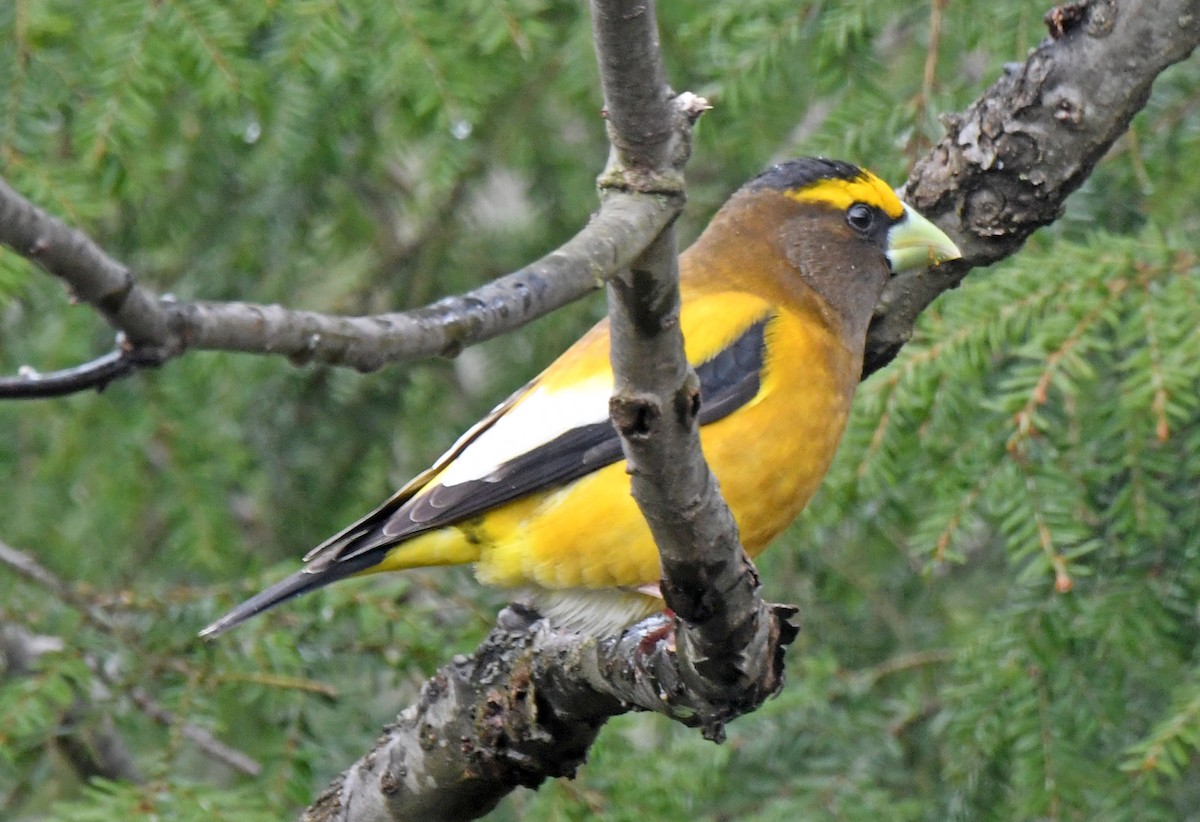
[784,171,905,219]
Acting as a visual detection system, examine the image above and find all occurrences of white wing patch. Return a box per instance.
[436,375,613,488]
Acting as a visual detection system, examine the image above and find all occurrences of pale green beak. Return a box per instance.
[886,203,962,273]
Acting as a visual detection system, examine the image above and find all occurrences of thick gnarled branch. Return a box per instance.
[301,602,795,822]
[863,0,1200,375]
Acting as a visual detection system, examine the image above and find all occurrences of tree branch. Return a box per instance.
[126,685,263,777]
[592,0,787,724]
[0,177,173,348]
[301,604,794,822]
[863,0,1200,375]
[0,182,680,379]
[594,0,787,737]
[606,233,795,738]
[0,346,140,400]
[0,538,116,631]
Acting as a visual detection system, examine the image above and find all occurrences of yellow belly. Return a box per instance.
[469,306,859,593]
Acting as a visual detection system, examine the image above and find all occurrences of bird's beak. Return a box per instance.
[886,203,962,273]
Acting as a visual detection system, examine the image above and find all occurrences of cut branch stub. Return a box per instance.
[609,392,661,440]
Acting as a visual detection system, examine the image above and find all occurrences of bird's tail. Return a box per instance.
[199,550,380,639]
[200,528,482,638]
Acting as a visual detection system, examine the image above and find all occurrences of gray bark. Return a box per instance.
[864,0,1200,375]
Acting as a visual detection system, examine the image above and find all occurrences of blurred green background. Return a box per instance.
[2,1,1199,819]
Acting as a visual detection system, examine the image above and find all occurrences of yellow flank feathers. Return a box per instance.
[367,529,480,573]
[200,157,962,640]
[785,169,905,219]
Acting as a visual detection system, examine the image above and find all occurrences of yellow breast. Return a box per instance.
[468,294,860,592]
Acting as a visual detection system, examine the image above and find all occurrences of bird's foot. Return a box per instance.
[638,608,676,654]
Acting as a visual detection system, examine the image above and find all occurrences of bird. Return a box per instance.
[201,157,960,639]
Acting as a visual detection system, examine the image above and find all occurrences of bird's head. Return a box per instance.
[727,157,961,340]
[748,157,961,273]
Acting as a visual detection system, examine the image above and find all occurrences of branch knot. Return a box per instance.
[609,393,661,439]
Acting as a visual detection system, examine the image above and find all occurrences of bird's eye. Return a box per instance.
[847,203,874,233]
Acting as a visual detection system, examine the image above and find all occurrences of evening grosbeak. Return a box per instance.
[202,158,961,638]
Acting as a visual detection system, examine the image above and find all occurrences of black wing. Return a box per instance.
[368,314,771,548]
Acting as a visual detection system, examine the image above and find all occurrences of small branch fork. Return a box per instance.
[0,173,681,399]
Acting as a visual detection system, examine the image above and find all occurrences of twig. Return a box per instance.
[0,538,114,630]
[0,622,143,784]
[128,686,262,777]
[0,345,139,400]
[855,648,955,688]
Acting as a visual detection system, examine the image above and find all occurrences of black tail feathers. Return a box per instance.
[199,553,375,638]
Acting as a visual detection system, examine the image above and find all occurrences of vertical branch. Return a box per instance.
[590,0,674,174]
[594,0,795,737]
